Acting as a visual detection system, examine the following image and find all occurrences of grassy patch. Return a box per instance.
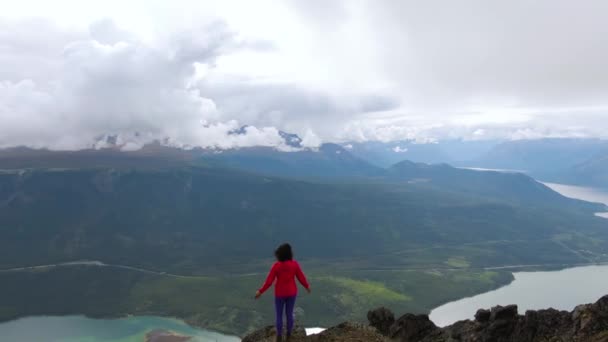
[445,256,470,268]
[317,276,411,302]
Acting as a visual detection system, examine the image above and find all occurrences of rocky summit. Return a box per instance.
[243,295,608,341]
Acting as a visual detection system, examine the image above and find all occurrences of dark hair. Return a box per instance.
[275,243,293,262]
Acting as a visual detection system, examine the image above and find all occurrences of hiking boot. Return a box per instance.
[275,334,283,342]
[285,334,292,341]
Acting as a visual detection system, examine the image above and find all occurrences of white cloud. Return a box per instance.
[300,129,322,148]
[392,146,408,153]
[1,1,608,150]
[0,19,295,150]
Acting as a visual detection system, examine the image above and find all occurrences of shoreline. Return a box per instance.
[429,263,608,327]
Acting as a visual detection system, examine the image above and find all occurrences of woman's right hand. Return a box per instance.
[306,287,312,294]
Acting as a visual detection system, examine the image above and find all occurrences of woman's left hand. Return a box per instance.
[254,291,262,299]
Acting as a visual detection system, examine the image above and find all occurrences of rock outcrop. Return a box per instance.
[242,323,388,342]
[367,307,395,336]
[243,295,608,342]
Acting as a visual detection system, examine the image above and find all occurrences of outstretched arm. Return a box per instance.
[295,261,311,293]
[255,263,277,298]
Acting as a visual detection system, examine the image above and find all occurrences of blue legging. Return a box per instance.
[275,296,296,335]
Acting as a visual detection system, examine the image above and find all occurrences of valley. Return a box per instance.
[0,153,607,335]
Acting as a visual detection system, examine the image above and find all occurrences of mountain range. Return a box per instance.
[0,135,607,334]
[463,138,608,188]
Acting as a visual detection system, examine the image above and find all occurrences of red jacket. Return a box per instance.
[258,260,310,297]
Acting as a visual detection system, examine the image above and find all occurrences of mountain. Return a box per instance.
[1,144,599,210]
[343,141,450,167]
[0,151,606,275]
[2,164,604,272]
[201,143,384,180]
[344,140,499,168]
[0,148,607,334]
[0,143,200,169]
[467,138,608,184]
[386,161,600,209]
[567,152,608,189]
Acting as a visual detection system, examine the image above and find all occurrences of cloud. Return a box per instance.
[195,75,399,140]
[277,0,608,141]
[1,1,608,151]
[0,19,295,150]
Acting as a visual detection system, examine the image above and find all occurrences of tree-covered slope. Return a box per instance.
[0,165,606,273]
[468,138,608,184]
[0,158,607,335]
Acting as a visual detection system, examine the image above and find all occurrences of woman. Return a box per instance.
[255,243,311,341]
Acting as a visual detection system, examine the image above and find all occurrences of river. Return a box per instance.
[430,181,608,327]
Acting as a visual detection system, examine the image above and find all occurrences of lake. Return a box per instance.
[430,181,608,327]
[0,315,240,342]
[543,182,608,218]
[430,264,608,326]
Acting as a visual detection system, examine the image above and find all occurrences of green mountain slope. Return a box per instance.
[0,165,606,272]
[0,151,607,335]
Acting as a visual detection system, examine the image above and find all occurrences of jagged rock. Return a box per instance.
[571,295,608,339]
[242,322,388,342]
[475,309,491,323]
[490,304,518,321]
[368,307,395,335]
[377,295,608,341]
[245,295,608,342]
[515,308,571,340]
[478,305,518,340]
[389,313,438,341]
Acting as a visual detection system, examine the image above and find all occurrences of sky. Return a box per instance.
[1,0,608,150]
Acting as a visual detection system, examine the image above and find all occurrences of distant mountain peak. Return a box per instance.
[228,125,303,149]
[278,131,303,148]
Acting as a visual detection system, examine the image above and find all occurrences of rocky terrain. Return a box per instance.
[243,295,608,341]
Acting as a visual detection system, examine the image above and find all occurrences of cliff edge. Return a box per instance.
[243,294,608,341]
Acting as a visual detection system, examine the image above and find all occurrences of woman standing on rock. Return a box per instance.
[255,243,311,341]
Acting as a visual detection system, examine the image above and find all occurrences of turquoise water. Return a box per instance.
[0,315,240,342]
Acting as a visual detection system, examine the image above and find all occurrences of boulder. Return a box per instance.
[367,307,395,335]
[571,294,608,339]
[475,309,491,323]
[389,313,438,342]
[490,304,518,321]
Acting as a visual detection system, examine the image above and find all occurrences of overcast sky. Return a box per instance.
[2,0,608,150]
